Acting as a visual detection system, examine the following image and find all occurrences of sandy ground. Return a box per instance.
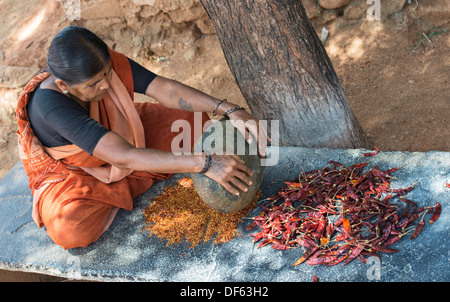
[0,0,448,281]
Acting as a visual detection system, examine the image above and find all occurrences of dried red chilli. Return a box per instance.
[429,202,441,224]
[363,147,379,157]
[410,221,424,240]
[247,160,442,266]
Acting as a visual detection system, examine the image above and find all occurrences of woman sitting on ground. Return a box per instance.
[16,26,268,249]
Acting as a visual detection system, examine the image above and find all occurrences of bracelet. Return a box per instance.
[212,99,227,116]
[200,151,212,173]
[223,106,246,118]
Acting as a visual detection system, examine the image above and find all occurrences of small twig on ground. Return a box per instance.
[411,29,448,53]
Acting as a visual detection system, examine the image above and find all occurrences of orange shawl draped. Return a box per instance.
[16,50,208,249]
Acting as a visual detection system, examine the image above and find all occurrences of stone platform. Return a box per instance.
[0,147,448,282]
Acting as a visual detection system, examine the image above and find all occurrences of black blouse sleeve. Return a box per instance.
[127,57,157,94]
[27,88,110,155]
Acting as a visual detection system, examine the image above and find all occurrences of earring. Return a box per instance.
[63,90,69,94]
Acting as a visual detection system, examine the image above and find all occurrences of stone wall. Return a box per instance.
[59,0,437,62]
[70,0,215,60]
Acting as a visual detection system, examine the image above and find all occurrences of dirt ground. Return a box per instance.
[0,0,448,281]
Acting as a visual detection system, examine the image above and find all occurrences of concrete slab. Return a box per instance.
[0,147,449,282]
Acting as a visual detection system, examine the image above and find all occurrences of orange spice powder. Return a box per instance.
[143,177,260,248]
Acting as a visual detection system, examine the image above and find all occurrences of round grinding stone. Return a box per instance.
[191,118,265,213]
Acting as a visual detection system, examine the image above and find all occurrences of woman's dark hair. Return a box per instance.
[47,26,110,86]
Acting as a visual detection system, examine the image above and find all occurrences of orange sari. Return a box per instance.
[16,50,208,249]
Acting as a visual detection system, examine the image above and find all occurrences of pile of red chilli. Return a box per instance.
[247,151,442,266]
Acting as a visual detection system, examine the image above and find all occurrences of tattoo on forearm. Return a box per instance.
[178,97,194,111]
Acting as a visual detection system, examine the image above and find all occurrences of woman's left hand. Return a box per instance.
[226,108,271,158]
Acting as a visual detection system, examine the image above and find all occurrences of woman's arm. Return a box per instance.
[145,76,270,157]
[93,131,203,173]
[145,76,235,114]
[92,131,253,195]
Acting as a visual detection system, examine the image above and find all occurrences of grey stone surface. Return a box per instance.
[0,147,449,282]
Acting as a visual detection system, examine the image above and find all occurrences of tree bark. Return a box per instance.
[200,0,372,149]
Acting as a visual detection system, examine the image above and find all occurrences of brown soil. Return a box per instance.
[0,0,448,281]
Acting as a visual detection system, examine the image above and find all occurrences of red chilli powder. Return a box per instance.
[143,177,260,248]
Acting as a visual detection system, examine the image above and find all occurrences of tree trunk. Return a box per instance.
[200,0,372,149]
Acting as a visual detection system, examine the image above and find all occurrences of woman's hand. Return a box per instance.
[144,77,270,192]
[204,154,253,196]
[226,109,271,158]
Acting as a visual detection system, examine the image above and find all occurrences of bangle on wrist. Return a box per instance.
[212,99,227,116]
[223,106,246,118]
[200,151,212,173]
